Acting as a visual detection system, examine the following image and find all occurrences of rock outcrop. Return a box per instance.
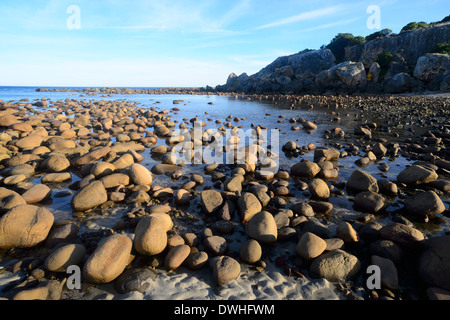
[216,23,450,94]
[216,49,336,94]
[345,23,450,69]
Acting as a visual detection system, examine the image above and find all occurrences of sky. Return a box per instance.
[0,0,448,88]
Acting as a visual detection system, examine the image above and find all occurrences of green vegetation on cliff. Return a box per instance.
[324,33,365,63]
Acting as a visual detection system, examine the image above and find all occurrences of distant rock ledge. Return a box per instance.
[36,87,211,95]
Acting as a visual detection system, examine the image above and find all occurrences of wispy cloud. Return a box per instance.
[299,17,361,32]
[212,0,253,29]
[94,25,166,30]
[255,5,344,30]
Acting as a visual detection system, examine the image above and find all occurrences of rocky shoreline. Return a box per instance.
[0,91,449,300]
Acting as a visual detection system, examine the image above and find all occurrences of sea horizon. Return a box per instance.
[0,85,199,90]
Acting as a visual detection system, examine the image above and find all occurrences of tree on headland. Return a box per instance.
[401,15,450,33]
[376,51,394,70]
[432,43,450,54]
[325,33,365,63]
[365,29,392,41]
[400,21,429,32]
[375,51,394,82]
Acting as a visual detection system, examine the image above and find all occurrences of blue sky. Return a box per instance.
[0,0,448,87]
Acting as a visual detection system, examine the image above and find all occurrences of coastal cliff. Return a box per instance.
[345,23,450,68]
[216,22,450,94]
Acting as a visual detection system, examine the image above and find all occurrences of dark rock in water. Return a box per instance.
[308,178,330,200]
[46,223,79,249]
[418,236,450,291]
[353,191,389,213]
[151,164,178,175]
[71,147,111,167]
[371,255,399,290]
[379,223,424,246]
[428,180,450,193]
[346,169,379,193]
[291,202,315,217]
[404,190,445,216]
[211,220,234,234]
[201,190,223,214]
[308,200,333,214]
[354,125,372,138]
[282,141,297,152]
[397,165,438,185]
[274,211,290,229]
[369,240,404,265]
[358,221,382,242]
[114,268,157,294]
[301,219,330,239]
[290,160,320,178]
[391,214,413,227]
[218,200,235,221]
[427,287,450,300]
[314,147,340,161]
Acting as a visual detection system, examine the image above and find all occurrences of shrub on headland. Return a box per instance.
[432,43,450,54]
[325,33,365,63]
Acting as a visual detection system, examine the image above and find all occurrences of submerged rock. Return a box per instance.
[347,169,379,193]
[404,191,445,216]
[397,165,438,185]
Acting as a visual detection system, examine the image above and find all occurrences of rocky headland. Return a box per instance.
[215,22,450,95]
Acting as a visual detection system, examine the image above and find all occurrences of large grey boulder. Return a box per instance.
[441,72,450,91]
[333,61,367,88]
[368,62,381,83]
[315,61,367,90]
[382,72,423,93]
[414,53,450,82]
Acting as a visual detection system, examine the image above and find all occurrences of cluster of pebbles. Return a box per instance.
[0,91,448,301]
